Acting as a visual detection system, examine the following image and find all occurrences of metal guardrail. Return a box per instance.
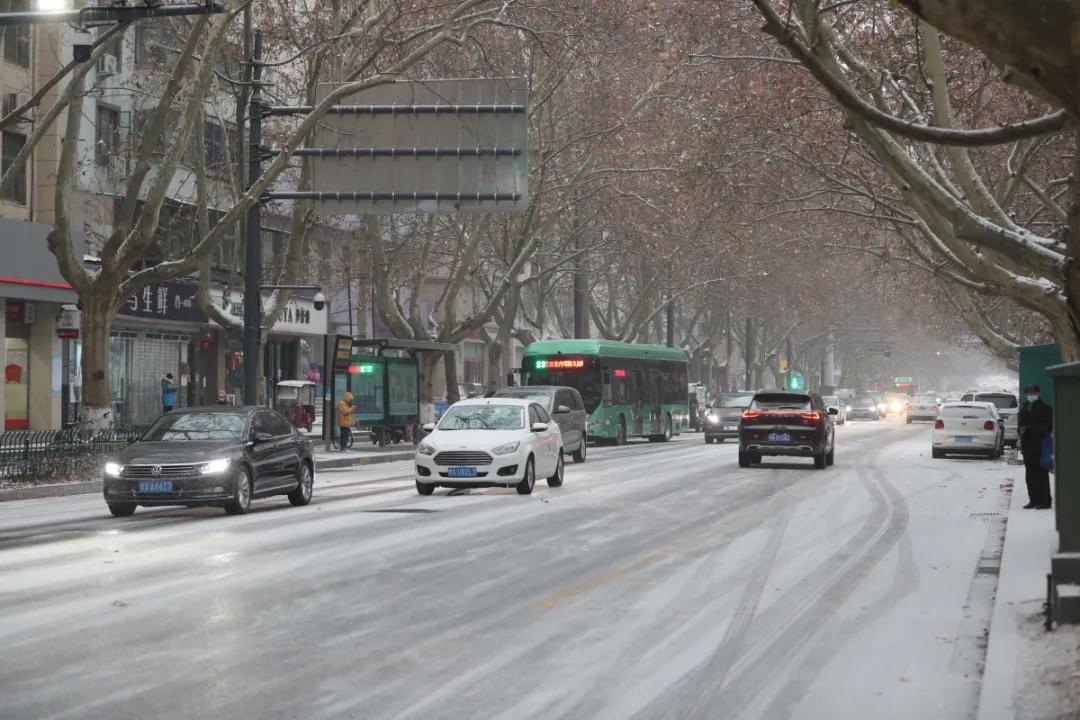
[0,425,149,485]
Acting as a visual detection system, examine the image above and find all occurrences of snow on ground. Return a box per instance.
[0,418,1029,719]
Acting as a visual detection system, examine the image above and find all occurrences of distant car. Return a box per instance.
[822,395,846,425]
[884,394,908,415]
[932,402,1004,459]
[847,395,883,420]
[738,391,837,469]
[103,407,315,517]
[703,393,755,443]
[969,392,1019,447]
[491,385,588,462]
[905,395,940,423]
[415,398,563,496]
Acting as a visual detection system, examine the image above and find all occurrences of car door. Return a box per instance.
[530,404,554,476]
[248,412,279,491]
[553,389,579,450]
[570,389,587,446]
[266,411,300,488]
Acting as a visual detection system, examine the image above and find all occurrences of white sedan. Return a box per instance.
[932,402,1004,459]
[415,398,563,496]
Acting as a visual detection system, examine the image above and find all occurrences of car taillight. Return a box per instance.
[800,411,821,425]
[983,420,995,431]
[931,406,938,412]
[742,409,762,422]
[934,419,944,429]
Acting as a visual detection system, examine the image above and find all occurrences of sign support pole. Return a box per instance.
[242,31,264,406]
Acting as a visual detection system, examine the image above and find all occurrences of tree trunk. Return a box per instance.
[444,350,461,403]
[79,295,114,429]
[419,353,439,405]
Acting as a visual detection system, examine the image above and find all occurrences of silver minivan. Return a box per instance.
[491,386,589,462]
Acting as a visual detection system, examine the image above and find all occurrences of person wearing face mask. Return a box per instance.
[1017,384,1053,509]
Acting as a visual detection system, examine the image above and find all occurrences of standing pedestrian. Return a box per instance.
[1017,384,1053,509]
[337,391,354,451]
[161,373,177,414]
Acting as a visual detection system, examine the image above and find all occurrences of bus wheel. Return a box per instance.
[615,417,627,446]
[661,416,673,442]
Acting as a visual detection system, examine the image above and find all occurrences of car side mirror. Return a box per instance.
[555,405,571,414]
[252,431,273,443]
[531,422,549,433]
[827,406,839,416]
[422,422,436,433]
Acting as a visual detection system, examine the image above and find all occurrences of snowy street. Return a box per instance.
[0,418,1015,720]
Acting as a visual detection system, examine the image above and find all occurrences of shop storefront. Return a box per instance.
[0,219,81,431]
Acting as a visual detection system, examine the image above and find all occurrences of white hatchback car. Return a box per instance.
[932,402,1004,459]
[415,398,563,496]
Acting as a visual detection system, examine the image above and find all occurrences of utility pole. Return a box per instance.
[665,289,675,347]
[572,232,586,338]
[745,317,754,390]
[242,31,264,406]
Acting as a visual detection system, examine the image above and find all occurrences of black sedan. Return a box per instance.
[738,391,837,469]
[103,406,315,517]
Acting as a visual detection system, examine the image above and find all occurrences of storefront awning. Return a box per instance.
[0,219,84,304]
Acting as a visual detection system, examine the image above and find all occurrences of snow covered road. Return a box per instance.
[0,419,1016,720]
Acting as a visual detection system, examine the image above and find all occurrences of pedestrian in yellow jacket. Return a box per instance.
[337,392,354,451]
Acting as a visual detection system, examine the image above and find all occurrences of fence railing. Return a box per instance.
[0,425,150,485]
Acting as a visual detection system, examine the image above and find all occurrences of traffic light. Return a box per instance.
[787,371,804,391]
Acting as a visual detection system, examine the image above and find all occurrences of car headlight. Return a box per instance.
[707,414,720,424]
[491,441,520,456]
[845,406,852,412]
[200,458,231,475]
[417,442,436,456]
[105,462,123,477]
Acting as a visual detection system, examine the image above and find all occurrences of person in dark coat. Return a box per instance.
[1017,384,1053,509]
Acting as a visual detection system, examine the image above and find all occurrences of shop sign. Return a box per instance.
[211,289,328,335]
[56,306,80,339]
[119,282,207,323]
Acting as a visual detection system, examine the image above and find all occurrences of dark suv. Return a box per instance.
[491,386,589,462]
[738,392,837,469]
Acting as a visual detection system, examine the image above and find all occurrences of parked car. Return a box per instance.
[415,398,563,496]
[491,385,588,462]
[932,402,1004,459]
[703,392,755,443]
[103,407,315,517]
[738,391,837,469]
[822,395,846,425]
[969,391,1019,447]
[905,395,940,423]
[847,395,883,420]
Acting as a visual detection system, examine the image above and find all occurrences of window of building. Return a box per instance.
[95,104,121,165]
[1,131,27,204]
[3,1,30,68]
[96,24,122,68]
[134,21,172,67]
[203,120,236,173]
[463,342,484,384]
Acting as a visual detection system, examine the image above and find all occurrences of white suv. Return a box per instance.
[967,392,1019,447]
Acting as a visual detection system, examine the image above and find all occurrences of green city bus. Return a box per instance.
[521,339,690,444]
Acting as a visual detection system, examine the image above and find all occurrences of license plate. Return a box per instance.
[954,436,974,444]
[724,425,738,432]
[768,433,792,443]
[138,480,173,493]
[447,467,477,478]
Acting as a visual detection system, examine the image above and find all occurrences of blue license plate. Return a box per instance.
[447,467,477,478]
[954,436,974,444]
[138,480,173,493]
[768,433,792,443]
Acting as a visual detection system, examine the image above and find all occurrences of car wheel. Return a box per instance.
[224,465,252,515]
[814,450,827,469]
[416,480,435,496]
[906,417,912,424]
[288,461,314,506]
[826,446,835,466]
[107,502,136,517]
[516,457,536,495]
[705,436,714,444]
[548,453,564,488]
[572,436,587,463]
[932,448,945,459]
[738,450,751,468]
[615,417,627,446]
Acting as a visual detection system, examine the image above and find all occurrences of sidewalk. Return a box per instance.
[977,478,1080,719]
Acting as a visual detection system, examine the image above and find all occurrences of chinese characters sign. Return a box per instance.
[118,282,207,323]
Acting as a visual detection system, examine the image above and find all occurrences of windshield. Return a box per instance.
[975,394,1018,409]
[494,391,553,412]
[142,412,246,441]
[751,393,811,411]
[439,405,524,431]
[822,396,839,406]
[853,397,876,407]
[713,395,753,408]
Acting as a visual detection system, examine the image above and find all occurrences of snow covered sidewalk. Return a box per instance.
[977,478,1080,719]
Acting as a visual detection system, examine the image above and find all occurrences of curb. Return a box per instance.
[0,452,415,503]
